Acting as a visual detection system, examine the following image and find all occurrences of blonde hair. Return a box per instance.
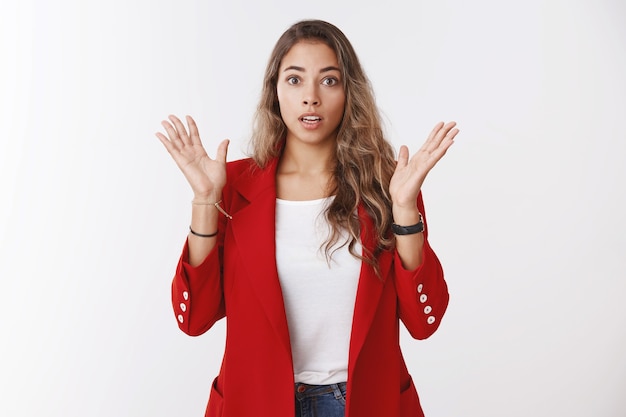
[251,20,396,270]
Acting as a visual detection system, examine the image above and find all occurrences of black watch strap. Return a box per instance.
[391,213,424,235]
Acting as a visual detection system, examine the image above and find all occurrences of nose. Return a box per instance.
[302,85,320,106]
[303,97,319,106]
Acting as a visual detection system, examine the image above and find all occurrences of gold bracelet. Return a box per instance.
[191,199,232,219]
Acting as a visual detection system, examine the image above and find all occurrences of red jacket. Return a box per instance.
[172,157,449,417]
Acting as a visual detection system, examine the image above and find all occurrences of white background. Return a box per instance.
[1,0,625,416]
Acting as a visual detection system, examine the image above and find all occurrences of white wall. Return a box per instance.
[1,0,625,416]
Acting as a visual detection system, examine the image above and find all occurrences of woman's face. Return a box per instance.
[276,40,346,148]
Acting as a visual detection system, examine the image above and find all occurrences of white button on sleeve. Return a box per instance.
[419,294,427,303]
[177,314,184,323]
[417,284,423,293]
[183,291,189,300]
[424,305,432,314]
[180,303,187,312]
[427,316,436,325]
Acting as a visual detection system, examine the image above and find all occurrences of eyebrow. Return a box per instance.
[282,65,341,73]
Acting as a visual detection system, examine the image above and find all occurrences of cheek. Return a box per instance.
[275,89,287,115]
[276,87,295,109]
[333,88,346,108]
[333,95,346,118]
[276,86,283,105]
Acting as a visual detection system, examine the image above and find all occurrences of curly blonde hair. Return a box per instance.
[251,19,396,270]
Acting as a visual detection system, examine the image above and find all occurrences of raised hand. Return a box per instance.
[156,115,229,201]
[389,121,459,210]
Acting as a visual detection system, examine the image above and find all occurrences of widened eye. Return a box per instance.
[287,76,300,85]
[322,77,339,86]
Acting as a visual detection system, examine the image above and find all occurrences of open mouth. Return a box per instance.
[300,116,322,124]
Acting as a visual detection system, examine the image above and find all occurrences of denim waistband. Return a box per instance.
[295,382,347,399]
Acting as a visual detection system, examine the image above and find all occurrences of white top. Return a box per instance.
[275,197,361,384]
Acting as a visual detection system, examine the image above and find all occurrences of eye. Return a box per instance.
[322,77,339,87]
[287,76,300,85]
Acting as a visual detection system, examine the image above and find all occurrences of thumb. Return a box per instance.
[215,139,230,163]
[396,145,409,170]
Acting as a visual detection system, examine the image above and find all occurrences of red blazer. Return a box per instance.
[172,157,449,417]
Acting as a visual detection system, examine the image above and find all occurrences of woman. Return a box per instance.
[157,19,458,417]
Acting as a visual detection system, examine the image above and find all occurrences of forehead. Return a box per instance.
[279,40,340,70]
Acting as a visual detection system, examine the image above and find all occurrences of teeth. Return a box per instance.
[302,116,321,122]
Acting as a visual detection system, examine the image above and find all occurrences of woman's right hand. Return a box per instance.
[156,115,229,200]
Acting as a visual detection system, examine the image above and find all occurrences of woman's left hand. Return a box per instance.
[389,121,459,210]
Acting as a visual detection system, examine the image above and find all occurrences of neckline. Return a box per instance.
[276,196,334,205]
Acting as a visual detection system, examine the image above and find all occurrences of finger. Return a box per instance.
[215,139,230,164]
[186,115,202,146]
[396,145,409,170]
[434,135,455,158]
[155,132,175,154]
[425,121,445,144]
[436,126,459,151]
[161,120,184,149]
[427,129,458,163]
[446,127,460,142]
[440,121,457,138]
[168,114,191,144]
[425,121,456,153]
[432,121,456,141]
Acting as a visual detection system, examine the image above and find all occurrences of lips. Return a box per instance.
[299,113,323,129]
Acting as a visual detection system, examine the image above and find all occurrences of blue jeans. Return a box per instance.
[295,382,347,417]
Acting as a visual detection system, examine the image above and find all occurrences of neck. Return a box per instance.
[275,139,337,201]
[278,140,336,175]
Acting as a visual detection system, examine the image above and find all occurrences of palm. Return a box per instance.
[389,121,459,208]
[156,115,229,198]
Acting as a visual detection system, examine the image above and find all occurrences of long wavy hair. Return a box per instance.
[251,19,396,271]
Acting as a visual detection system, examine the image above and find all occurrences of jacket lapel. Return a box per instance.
[348,205,393,374]
[227,159,292,358]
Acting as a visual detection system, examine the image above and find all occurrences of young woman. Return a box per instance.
[157,19,459,417]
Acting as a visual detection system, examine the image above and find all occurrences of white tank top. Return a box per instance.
[275,197,362,384]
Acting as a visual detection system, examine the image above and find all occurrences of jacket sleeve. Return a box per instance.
[394,193,449,340]
[171,238,225,336]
